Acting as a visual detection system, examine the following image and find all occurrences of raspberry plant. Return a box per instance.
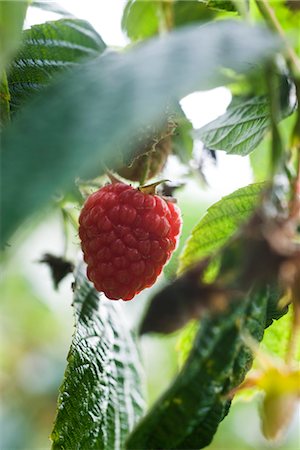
[1,1,300,449]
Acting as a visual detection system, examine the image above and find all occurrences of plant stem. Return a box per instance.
[255,0,300,76]
[158,0,174,33]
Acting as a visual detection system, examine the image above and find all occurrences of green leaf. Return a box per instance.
[206,0,237,12]
[51,265,145,450]
[196,96,271,156]
[126,287,280,450]
[179,183,264,273]
[31,1,74,17]
[8,19,106,113]
[0,70,10,126]
[262,306,300,361]
[172,102,194,163]
[0,0,28,73]
[1,20,279,245]
[122,0,236,42]
[121,0,159,41]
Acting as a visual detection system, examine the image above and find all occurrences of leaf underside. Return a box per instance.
[196,96,270,156]
[1,20,279,244]
[51,265,145,450]
[126,287,285,450]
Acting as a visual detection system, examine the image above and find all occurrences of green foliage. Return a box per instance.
[8,19,106,113]
[51,265,145,450]
[3,3,300,449]
[197,96,271,156]
[121,0,237,42]
[121,0,159,41]
[179,183,264,273]
[0,70,10,125]
[0,0,28,73]
[262,306,300,361]
[126,287,280,450]
[1,20,278,245]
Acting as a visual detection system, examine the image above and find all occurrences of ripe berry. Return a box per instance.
[79,182,181,301]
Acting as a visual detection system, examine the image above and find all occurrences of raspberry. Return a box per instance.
[79,182,181,301]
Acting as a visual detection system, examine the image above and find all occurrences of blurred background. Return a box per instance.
[1,1,299,449]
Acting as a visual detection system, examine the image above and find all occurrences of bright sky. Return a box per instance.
[25,0,253,196]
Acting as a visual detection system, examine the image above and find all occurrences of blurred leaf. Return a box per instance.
[1,20,279,245]
[173,1,216,26]
[172,103,194,163]
[0,70,10,125]
[197,97,270,156]
[122,0,236,42]
[8,19,106,113]
[205,0,237,11]
[51,265,145,450]
[179,183,264,273]
[262,306,300,361]
[250,113,297,182]
[127,287,281,450]
[251,0,300,54]
[31,1,74,17]
[121,0,159,41]
[0,0,28,73]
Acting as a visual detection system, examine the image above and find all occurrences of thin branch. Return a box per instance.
[255,0,300,76]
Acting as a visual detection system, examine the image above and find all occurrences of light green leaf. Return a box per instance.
[121,0,159,41]
[0,0,28,73]
[1,20,279,245]
[262,306,300,361]
[121,0,235,42]
[179,183,264,273]
[8,19,106,113]
[51,265,145,450]
[196,96,271,156]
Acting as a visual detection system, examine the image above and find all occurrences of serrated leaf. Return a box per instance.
[196,96,271,156]
[127,287,281,450]
[179,183,264,273]
[1,21,279,245]
[8,19,106,113]
[51,265,145,450]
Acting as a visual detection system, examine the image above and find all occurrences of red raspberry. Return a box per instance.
[79,182,181,301]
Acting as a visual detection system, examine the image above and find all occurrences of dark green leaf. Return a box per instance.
[206,0,237,12]
[1,21,279,245]
[8,19,106,113]
[179,183,264,273]
[127,287,281,450]
[51,265,145,450]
